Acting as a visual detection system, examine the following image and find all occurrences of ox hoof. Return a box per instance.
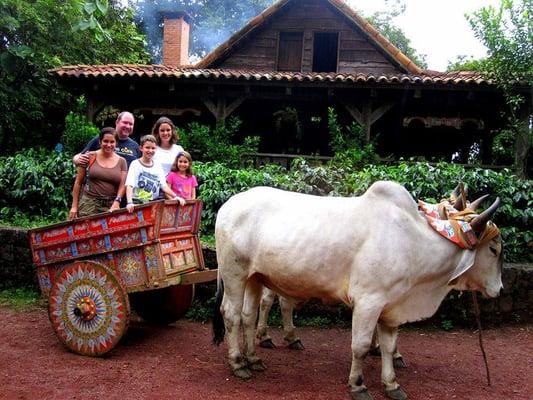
[259,339,276,349]
[288,339,305,350]
[369,346,381,356]
[247,359,267,371]
[233,367,252,380]
[393,357,407,369]
[351,388,373,400]
[385,387,408,400]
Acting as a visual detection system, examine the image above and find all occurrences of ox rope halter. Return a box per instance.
[418,200,500,249]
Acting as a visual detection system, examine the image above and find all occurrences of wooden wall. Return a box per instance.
[217,0,402,74]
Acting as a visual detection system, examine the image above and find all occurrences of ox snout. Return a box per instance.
[483,282,503,299]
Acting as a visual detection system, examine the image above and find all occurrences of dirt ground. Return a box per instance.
[0,306,531,400]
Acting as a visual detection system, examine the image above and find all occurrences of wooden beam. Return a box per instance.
[180,269,218,285]
[202,97,218,118]
[340,99,363,125]
[370,102,394,125]
[139,107,201,117]
[202,95,248,123]
[362,103,371,142]
[341,100,395,142]
[86,99,105,123]
[225,96,246,117]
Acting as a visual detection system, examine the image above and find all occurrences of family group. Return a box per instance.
[68,111,197,220]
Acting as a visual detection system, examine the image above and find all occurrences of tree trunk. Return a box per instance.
[514,100,532,179]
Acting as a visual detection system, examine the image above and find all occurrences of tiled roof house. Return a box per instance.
[51,0,520,161]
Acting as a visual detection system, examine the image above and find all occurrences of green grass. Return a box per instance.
[0,288,43,310]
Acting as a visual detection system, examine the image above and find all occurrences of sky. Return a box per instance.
[349,0,500,71]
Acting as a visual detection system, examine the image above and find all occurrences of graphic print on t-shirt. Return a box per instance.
[118,146,134,157]
[134,170,161,202]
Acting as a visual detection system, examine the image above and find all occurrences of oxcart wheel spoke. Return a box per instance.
[48,261,130,356]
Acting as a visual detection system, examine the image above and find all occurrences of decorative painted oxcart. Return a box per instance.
[28,200,217,356]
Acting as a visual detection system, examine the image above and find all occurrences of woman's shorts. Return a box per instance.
[78,195,115,217]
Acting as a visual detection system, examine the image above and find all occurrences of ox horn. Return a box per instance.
[450,183,462,200]
[470,197,501,232]
[468,194,490,212]
[453,196,465,211]
[451,183,468,210]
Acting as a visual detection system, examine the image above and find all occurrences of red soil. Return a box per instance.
[0,307,531,400]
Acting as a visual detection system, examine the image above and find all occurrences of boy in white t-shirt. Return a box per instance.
[125,135,185,213]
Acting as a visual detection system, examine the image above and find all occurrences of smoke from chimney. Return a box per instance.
[132,0,272,63]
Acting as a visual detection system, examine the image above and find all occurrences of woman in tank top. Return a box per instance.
[68,127,127,219]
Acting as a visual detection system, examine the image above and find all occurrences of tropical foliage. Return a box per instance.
[364,0,428,68]
[466,0,532,178]
[0,148,530,262]
[0,149,76,223]
[0,0,149,153]
[179,117,260,168]
[194,160,532,262]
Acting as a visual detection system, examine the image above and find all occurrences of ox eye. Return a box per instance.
[489,246,498,256]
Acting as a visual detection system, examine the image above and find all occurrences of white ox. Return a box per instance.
[213,181,502,400]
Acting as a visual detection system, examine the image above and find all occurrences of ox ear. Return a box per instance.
[448,249,476,285]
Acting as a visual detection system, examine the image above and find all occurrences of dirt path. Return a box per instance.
[1,307,531,400]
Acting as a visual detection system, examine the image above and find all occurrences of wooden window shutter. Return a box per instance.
[277,32,303,72]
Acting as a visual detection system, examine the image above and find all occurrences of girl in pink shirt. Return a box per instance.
[166,151,198,200]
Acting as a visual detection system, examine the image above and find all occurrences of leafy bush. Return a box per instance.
[492,128,515,165]
[195,161,278,231]
[328,107,379,169]
[0,148,529,262]
[194,160,531,262]
[180,117,260,167]
[60,98,99,155]
[0,148,75,222]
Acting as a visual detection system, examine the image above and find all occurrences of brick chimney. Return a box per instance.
[160,11,192,66]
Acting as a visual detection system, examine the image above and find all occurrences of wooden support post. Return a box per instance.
[339,99,363,125]
[202,95,247,123]
[362,103,372,142]
[370,102,395,125]
[340,100,395,143]
[86,99,105,123]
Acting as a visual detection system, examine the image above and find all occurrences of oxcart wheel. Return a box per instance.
[130,284,194,325]
[48,261,130,356]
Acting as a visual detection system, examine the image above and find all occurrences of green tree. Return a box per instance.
[0,0,149,153]
[364,1,428,69]
[446,55,485,72]
[466,0,533,178]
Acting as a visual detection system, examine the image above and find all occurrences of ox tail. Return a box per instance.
[212,276,225,346]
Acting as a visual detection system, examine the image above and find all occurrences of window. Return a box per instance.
[312,32,338,72]
[277,32,303,71]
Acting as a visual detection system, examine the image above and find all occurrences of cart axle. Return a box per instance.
[73,297,96,321]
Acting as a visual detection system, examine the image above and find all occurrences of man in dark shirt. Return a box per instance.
[73,111,141,167]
